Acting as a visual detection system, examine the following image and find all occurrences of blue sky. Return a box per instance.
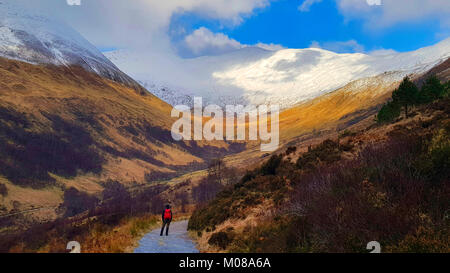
[39,0,450,57]
[227,0,441,52]
[166,0,449,57]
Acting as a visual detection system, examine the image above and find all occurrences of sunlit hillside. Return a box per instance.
[224,59,450,169]
[0,57,243,227]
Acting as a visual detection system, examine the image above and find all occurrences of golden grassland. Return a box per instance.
[0,57,208,222]
[279,76,397,139]
[222,74,399,169]
[0,57,202,167]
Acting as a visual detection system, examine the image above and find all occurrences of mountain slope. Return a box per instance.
[220,58,449,170]
[188,84,450,253]
[0,0,145,93]
[0,4,244,228]
[106,39,450,108]
[0,56,246,228]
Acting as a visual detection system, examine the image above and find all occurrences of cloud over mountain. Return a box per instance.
[180,27,283,57]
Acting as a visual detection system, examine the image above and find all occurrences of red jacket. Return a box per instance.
[162,209,172,221]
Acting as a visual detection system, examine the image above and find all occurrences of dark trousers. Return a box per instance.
[160,219,171,236]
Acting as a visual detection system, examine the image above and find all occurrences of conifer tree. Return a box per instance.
[392,77,419,117]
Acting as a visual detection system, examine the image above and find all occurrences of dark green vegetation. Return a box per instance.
[189,95,450,253]
[377,76,449,123]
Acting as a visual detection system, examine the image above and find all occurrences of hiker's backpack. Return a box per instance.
[164,209,172,220]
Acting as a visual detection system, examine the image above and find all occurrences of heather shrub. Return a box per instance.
[288,133,449,252]
[191,177,225,205]
[0,183,7,197]
[62,188,99,217]
[296,139,341,169]
[208,231,234,250]
[230,217,300,253]
[286,146,297,156]
[260,155,282,176]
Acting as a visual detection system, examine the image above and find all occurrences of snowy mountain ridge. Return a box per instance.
[1,0,448,109]
[106,39,450,108]
[0,0,144,92]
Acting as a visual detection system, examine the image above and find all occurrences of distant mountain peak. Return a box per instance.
[106,38,450,109]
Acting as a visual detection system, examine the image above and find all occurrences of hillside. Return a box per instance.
[0,1,248,233]
[188,77,450,253]
[0,56,246,233]
[0,1,146,93]
[220,58,450,170]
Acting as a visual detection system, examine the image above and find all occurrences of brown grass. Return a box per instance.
[8,214,159,253]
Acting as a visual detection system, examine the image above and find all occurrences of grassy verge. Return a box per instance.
[7,214,158,253]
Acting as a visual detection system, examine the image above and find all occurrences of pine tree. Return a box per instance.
[377,101,401,123]
[418,75,444,103]
[392,77,419,117]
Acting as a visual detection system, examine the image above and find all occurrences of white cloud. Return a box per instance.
[311,39,399,55]
[183,27,243,57]
[299,0,450,33]
[181,27,284,57]
[12,0,270,50]
[369,48,397,56]
[311,39,397,55]
[9,0,283,59]
[337,0,450,30]
[253,42,285,51]
[310,40,365,53]
[298,0,323,12]
[309,41,321,49]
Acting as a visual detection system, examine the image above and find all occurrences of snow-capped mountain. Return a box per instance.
[0,0,143,92]
[106,39,450,108]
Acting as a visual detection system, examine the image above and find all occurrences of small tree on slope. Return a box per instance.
[392,77,419,117]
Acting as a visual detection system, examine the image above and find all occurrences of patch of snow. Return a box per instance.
[106,39,450,109]
[0,0,141,90]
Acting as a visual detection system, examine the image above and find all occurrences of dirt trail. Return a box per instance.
[134,220,198,253]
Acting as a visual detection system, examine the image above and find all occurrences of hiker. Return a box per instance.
[160,204,173,236]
